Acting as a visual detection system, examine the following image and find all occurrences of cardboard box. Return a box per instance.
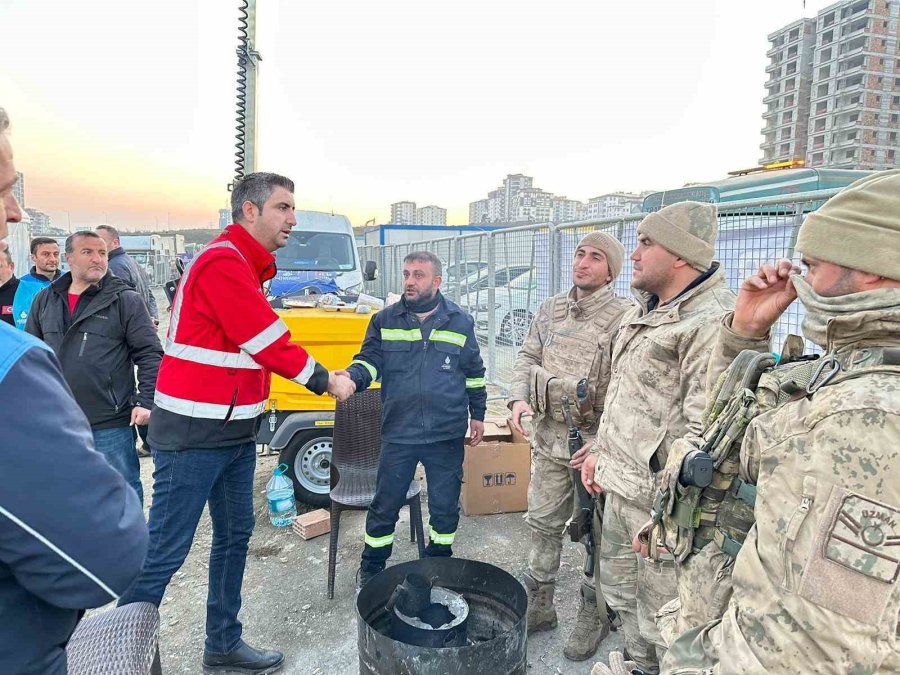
[461,418,531,516]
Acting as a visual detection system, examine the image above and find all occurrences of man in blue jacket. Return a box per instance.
[12,236,61,329]
[0,105,149,675]
[345,251,487,587]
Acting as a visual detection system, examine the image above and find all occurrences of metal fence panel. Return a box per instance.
[357,189,841,394]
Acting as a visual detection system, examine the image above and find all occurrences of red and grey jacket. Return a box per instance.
[148,224,329,450]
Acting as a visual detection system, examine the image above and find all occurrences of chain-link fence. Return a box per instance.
[359,188,842,395]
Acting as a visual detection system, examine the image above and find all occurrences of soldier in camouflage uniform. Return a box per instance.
[509,231,630,661]
[580,202,735,675]
[662,170,900,674]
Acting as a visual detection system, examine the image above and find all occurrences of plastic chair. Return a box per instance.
[67,601,162,675]
[327,388,425,599]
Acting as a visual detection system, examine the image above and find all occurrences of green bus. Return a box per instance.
[642,166,871,212]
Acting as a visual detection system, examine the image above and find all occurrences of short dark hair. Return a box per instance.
[65,231,103,254]
[403,251,442,276]
[96,224,120,241]
[231,172,295,222]
[0,247,12,265]
[30,237,58,255]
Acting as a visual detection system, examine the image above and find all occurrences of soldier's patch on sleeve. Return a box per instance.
[799,486,900,627]
[826,494,900,583]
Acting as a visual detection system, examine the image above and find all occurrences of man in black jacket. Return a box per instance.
[27,230,163,505]
[0,243,18,325]
[0,104,148,675]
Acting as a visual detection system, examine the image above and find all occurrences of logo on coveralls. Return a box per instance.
[441,356,451,371]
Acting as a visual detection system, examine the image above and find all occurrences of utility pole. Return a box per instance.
[232,0,261,188]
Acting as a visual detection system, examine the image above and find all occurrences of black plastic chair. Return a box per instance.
[327,388,425,599]
[67,602,162,674]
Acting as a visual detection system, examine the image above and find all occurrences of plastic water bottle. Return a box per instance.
[266,463,297,527]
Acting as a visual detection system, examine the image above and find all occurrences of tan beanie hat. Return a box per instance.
[637,201,718,271]
[796,169,900,281]
[576,231,626,280]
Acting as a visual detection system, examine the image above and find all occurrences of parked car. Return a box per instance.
[459,266,536,344]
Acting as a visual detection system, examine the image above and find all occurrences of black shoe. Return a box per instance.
[356,565,384,592]
[202,641,284,674]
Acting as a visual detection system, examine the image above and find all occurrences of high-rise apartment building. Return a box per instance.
[390,201,417,225]
[24,208,52,235]
[509,187,553,222]
[584,192,643,220]
[416,205,447,225]
[469,199,489,224]
[12,171,24,208]
[761,19,817,164]
[762,0,900,170]
[550,196,584,223]
[218,208,231,229]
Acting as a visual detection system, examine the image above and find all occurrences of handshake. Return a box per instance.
[327,369,356,402]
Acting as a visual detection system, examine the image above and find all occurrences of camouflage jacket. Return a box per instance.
[592,264,735,508]
[508,285,630,461]
[674,300,900,674]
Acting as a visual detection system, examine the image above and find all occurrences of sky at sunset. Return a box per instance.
[3,0,839,230]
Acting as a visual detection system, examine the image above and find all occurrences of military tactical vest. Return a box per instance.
[652,340,900,563]
[530,291,625,428]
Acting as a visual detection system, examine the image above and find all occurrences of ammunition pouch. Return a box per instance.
[651,438,703,563]
[529,365,595,427]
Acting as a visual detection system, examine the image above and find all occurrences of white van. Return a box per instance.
[269,210,373,301]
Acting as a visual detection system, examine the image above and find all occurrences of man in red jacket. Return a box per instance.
[119,172,354,674]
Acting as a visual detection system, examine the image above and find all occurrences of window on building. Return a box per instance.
[820,48,832,62]
[814,119,826,132]
[845,149,856,159]
[817,84,829,97]
[819,66,831,79]
[780,143,791,154]
[889,149,896,160]
[782,111,793,123]
[822,30,834,44]
[785,94,795,107]
[811,152,824,164]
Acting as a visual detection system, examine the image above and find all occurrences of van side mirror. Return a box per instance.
[363,260,377,281]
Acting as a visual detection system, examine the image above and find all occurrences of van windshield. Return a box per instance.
[275,232,356,272]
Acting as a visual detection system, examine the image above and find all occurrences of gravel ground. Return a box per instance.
[123,289,623,673]
[135,453,623,675]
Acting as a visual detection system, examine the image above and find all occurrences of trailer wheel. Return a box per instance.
[278,429,332,508]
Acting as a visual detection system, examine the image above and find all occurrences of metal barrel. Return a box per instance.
[357,558,527,675]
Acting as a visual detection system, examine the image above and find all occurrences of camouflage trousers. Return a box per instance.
[657,544,736,649]
[525,451,597,590]
[598,492,677,675]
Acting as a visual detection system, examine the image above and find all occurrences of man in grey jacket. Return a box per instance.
[96,224,159,324]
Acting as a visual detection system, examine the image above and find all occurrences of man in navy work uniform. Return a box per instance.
[345,251,487,587]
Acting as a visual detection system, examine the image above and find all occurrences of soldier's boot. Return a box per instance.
[524,574,558,635]
[563,583,610,662]
[589,651,644,675]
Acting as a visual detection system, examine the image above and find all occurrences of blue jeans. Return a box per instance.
[92,426,144,506]
[118,443,257,654]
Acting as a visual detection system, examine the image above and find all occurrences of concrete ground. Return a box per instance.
[123,288,623,673]
[135,453,623,674]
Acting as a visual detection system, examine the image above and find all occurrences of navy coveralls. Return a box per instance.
[346,293,487,572]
